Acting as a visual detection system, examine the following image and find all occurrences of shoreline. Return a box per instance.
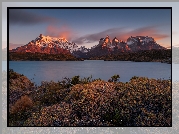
[8,59,171,64]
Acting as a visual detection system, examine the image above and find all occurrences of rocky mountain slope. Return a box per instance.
[73,35,166,58]
[10,34,78,54]
[9,34,167,60]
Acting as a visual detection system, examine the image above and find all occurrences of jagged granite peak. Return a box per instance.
[127,36,156,45]
[96,35,166,53]
[126,36,166,51]
[65,35,166,59]
[112,37,119,46]
[100,35,112,49]
[112,37,119,42]
[78,46,89,53]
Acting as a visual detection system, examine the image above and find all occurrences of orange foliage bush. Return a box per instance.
[10,95,33,114]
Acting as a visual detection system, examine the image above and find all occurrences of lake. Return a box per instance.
[8,60,172,85]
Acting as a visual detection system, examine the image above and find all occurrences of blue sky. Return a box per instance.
[9,8,171,49]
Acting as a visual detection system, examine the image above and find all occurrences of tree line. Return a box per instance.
[89,49,171,63]
[9,52,83,61]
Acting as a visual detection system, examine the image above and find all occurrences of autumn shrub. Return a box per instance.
[9,69,19,79]
[130,76,139,80]
[64,80,119,126]
[25,81,116,126]
[24,102,73,126]
[111,77,171,126]
[32,81,70,107]
[10,95,33,114]
[9,71,171,126]
[9,95,34,126]
[28,77,171,126]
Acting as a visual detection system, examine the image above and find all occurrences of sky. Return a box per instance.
[8,8,171,49]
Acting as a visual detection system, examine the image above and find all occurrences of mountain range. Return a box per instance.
[73,35,166,58]
[10,34,167,58]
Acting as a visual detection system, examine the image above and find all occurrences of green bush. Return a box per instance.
[71,76,80,85]
[109,74,120,82]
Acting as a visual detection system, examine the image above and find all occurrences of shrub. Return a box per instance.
[71,76,80,85]
[10,95,33,114]
[130,76,139,80]
[32,81,71,106]
[110,74,120,82]
[9,95,34,126]
[80,75,93,84]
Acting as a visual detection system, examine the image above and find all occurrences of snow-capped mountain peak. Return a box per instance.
[10,34,79,54]
[26,34,78,52]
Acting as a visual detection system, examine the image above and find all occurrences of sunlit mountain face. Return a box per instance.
[99,35,166,52]
[10,34,166,57]
[73,35,167,58]
[10,34,78,54]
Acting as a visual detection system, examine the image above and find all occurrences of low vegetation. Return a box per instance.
[8,70,171,127]
[9,49,171,63]
[90,49,171,63]
[9,52,83,61]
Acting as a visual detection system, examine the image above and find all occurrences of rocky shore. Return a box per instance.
[8,70,171,127]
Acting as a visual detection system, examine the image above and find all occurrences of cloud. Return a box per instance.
[73,26,170,45]
[128,26,170,40]
[151,34,170,40]
[45,25,75,41]
[9,9,58,25]
[73,27,126,44]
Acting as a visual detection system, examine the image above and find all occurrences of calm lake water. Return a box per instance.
[8,60,172,85]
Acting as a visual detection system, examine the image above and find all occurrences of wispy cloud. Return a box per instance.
[72,27,126,44]
[9,9,58,25]
[73,26,170,46]
[45,25,76,41]
[129,26,170,40]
